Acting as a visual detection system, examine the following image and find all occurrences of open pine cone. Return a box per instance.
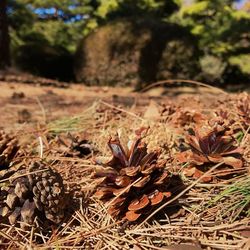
[94,134,172,222]
[0,130,20,170]
[177,126,243,181]
[0,161,67,228]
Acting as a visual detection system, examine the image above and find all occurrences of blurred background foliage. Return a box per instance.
[4,0,250,85]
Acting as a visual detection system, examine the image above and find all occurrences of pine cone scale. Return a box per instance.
[133,175,151,188]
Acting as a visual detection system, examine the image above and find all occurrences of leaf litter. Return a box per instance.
[0,82,249,249]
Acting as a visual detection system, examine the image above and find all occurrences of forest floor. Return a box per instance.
[0,75,249,250]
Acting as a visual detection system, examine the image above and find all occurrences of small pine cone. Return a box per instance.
[0,161,67,228]
[54,133,92,157]
[0,130,19,169]
[178,126,243,168]
[94,134,172,222]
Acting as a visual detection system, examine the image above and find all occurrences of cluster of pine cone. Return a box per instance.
[0,123,245,228]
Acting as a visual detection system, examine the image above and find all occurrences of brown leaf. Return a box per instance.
[183,167,212,182]
[239,228,250,237]
[132,245,142,250]
[183,166,196,177]
[176,151,192,163]
[134,127,149,137]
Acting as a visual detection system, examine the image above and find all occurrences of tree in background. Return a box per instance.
[7,0,180,80]
[74,0,198,87]
[8,0,97,54]
[8,0,179,53]
[4,0,250,84]
[6,0,99,80]
[0,0,10,69]
[95,0,178,19]
[175,0,250,83]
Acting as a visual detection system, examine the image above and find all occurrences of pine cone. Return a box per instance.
[177,126,243,181]
[94,134,172,222]
[54,133,92,157]
[0,161,66,228]
[0,130,19,169]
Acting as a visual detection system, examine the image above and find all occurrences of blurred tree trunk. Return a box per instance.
[0,0,10,69]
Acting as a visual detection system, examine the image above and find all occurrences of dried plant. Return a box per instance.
[94,133,172,222]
